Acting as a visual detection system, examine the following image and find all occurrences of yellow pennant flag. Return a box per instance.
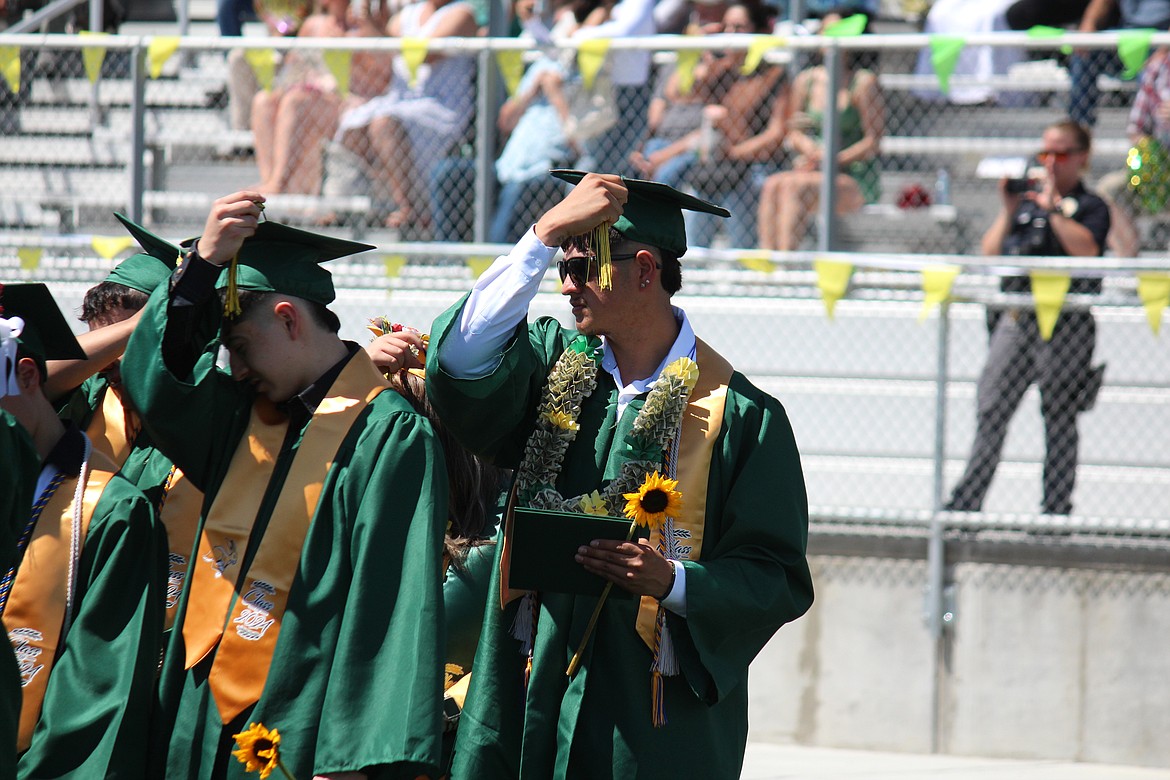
[80,32,108,85]
[91,235,135,260]
[0,46,20,94]
[147,37,180,79]
[814,258,853,319]
[918,264,961,322]
[742,35,785,76]
[1029,270,1070,341]
[495,50,524,97]
[17,247,42,271]
[383,254,407,279]
[466,256,494,279]
[577,39,610,91]
[323,49,352,97]
[1137,272,1170,335]
[736,251,775,274]
[401,38,429,88]
[675,49,701,95]
[245,48,277,91]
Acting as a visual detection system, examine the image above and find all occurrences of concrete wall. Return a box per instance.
[748,534,1170,769]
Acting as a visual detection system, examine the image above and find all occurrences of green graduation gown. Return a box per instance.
[0,411,37,780]
[426,304,815,780]
[15,459,164,779]
[121,290,449,780]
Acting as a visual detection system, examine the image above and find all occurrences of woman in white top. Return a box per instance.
[337,0,478,229]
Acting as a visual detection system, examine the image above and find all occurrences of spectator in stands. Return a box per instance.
[912,0,1029,106]
[1004,0,1091,30]
[757,8,882,252]
[483,0,609,243]
[570,0,656,175]
[219,0,258,36]
[335,0,478,230]
[1094,42,1170,256]
[685,0,789,247]
[946,119,1110,516]
[1069,0,1170,126]
[251,0,390,196]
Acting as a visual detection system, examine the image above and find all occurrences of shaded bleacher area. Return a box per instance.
[0,21,1161,255]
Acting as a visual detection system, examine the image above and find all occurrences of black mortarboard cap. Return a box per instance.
[550,169,730,256]
[0,283,86,361]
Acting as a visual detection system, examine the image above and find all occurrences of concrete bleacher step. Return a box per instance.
[28,75,223,108]
[0,136,131,166]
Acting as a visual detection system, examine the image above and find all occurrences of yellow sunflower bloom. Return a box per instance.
[579,490,609,516]
[231,722,282,779]
[543,409,580,431]
[623,471,682,531]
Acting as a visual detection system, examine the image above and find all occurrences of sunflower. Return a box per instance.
[622,471,682,531]
[232,722,283,779]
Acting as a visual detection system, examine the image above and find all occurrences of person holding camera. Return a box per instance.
[946,119,1110,516]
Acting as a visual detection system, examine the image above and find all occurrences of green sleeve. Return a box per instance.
[17,477,166,779]
[291,407,449,779]
[669,374,814,704]
[55,375,105,430]
[121,285,250,492]
[426,299,569,468]
[0,412,37,780]
[443,541,497,673]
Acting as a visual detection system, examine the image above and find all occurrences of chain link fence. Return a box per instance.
[1,31,1168,530]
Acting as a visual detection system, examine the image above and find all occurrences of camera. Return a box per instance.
[1005,177,1034,194]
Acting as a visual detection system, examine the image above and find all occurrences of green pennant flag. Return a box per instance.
[1119,28,1155,79]
[495,50,524,96]
[929,35,965,95]
[823,13,867,37]
[1026,25,1072,56]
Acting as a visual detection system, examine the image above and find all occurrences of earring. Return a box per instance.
[640,280,649,288]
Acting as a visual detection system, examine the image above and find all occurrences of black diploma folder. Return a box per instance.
[507,506,636,597]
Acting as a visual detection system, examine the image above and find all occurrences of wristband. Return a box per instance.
[657,561,677,602]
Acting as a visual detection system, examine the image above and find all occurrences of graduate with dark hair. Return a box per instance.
[121,193,449,780]
[0,283,163,778]
[426,171,814,779]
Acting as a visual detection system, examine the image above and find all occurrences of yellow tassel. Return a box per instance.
[223,253,242,318]
[651,670,666,727]
[592,222,612,290]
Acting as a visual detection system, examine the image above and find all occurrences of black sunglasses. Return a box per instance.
[556,253,639,285]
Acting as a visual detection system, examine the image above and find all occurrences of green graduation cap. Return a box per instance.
[207,221,376,314]
[550,169,730,259]
[108,212,182,294]
[0,283,86,362]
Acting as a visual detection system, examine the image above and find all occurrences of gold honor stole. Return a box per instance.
[84,384,205,631]
[182,354,389,724]
[634,339,732,650]
[160,470,203,632]
[85,385,139,466]
[3,453,117,753]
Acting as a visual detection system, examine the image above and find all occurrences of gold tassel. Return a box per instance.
[223,253,242,318]
[591,222,613,290]
[651,670,666,727]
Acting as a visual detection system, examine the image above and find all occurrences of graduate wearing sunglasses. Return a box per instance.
[425,170,813,779]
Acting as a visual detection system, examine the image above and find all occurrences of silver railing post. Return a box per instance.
[926,298,952,753]
[128,40,147,223]
[816,42,841,252]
